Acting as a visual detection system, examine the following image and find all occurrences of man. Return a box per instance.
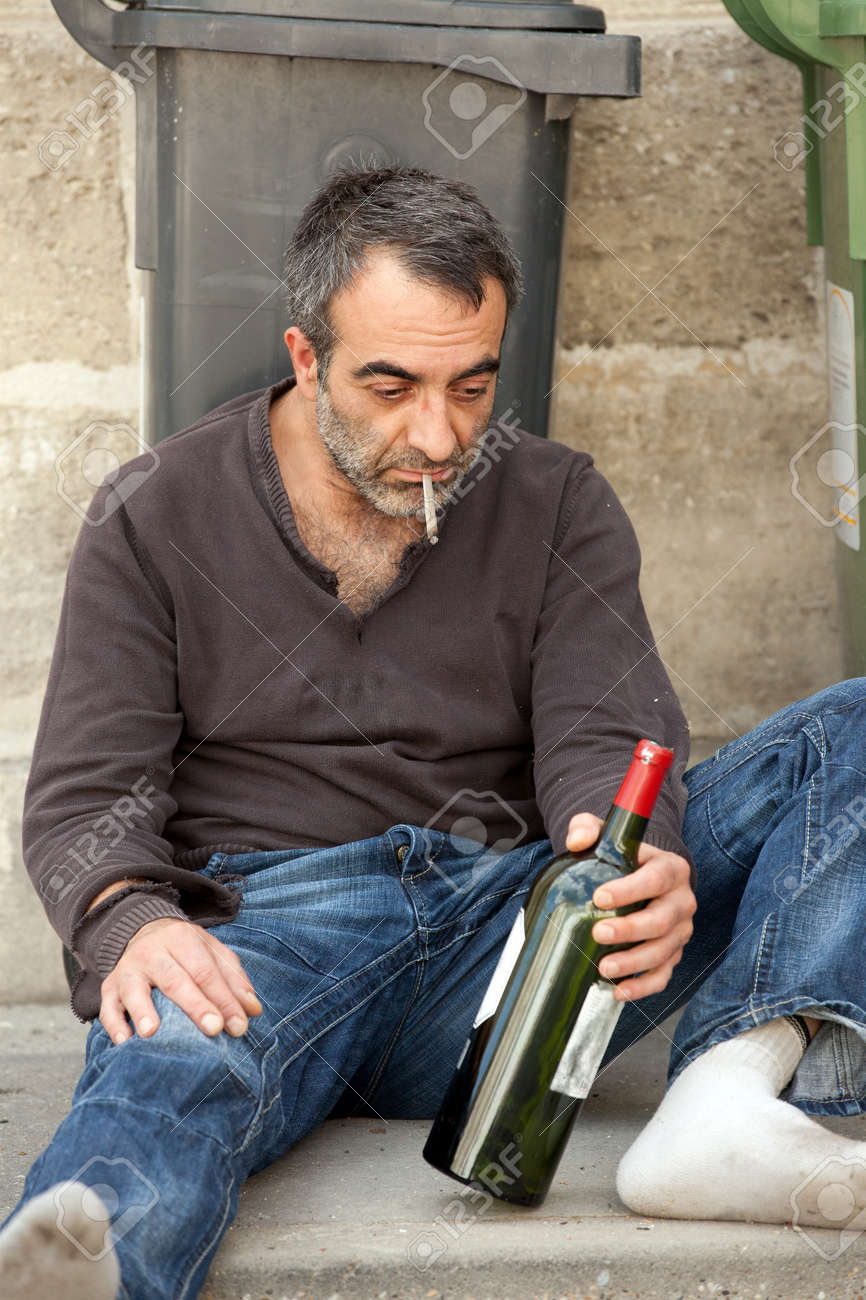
[2,164,866,1299]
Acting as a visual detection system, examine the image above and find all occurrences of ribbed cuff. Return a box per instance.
[72,886,189,979]
[785,1013,813,1054]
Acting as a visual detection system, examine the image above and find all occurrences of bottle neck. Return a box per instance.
[596,804,648,871]
[594,742,672,871]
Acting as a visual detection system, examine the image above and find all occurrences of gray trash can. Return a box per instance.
[49,0,640,442]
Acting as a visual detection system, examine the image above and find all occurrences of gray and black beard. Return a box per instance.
[314,378,488,520]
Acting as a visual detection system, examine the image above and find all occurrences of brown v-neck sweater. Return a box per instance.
[23,377,693,1020]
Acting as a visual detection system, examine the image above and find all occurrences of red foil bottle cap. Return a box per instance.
[613,739,675,818]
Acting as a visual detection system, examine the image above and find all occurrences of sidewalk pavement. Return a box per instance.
[2,1003,865,1300]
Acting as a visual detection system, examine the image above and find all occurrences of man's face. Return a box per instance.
[312,248,506,520]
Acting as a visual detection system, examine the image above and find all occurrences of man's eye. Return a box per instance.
[372,386,488,401]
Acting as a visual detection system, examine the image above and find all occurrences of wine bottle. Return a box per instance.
[422,739,675,1207]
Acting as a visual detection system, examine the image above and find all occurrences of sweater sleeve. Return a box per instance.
[22,478,238,988]
[530,459,694,879]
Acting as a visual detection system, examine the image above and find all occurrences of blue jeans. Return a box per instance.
[7,679,866,1298]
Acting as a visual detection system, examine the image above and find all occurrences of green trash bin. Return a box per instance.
[723,0,866,674]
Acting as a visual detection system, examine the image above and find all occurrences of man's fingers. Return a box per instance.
[592,892,692,947]
[168,954,251,1036]
[212,955,263,1018]
[202,933,263,1015]
[611,958,678,1002]
[598,925,691,981]
[546,834,696,1004]
[592,856,691,911]
[565,812,603,851]
[237,984,264,1015]
[98,990,133,1046]
[111,973,162,1039]
[99,919,266,1044]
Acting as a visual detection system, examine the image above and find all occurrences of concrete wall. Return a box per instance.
[0,0,842,1000]
[552,8,841,740]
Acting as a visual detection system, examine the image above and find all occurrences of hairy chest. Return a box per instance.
[292,505,416,616]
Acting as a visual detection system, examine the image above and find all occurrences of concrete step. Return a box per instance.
[2,1004,866,1299]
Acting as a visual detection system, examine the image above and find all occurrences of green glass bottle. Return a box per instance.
[422,739,675,1207]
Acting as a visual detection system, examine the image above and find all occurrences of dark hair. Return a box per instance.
[282,162,524,378]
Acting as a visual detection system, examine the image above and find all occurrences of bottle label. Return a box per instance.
[472,907,525,1028]
[550,979,624,1099]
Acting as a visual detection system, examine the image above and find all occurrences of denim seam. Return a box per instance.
[831,1021,853,1094]
[402,876,430,960]
[423,919,502,962]
[803,770,819,890]
[238,956,420,1153]
[751,913,774,997]
[420,883,531,934]
[250,932,419,1026]
[410,829,447,878]
[204,852,228,878]
[361,960,428,1104]
[177,1170,238,1300]
[820,758,866,777]
[703,728,825,873]
[229,939,421,1151]
[689,728,807,798]
[705,789,754,873]
[461,882,534,917]
[808,692,866,728]
[231,1029,284,1154]
[289,935,418,1024]
[63,1093,245,1158]
[713,728,804,769]
[405,857,441,885]
[224,919,345,981]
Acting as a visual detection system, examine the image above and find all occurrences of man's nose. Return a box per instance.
[405,392,458,464]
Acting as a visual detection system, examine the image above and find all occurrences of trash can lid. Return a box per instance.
[51,0,638,96]
[133,0,606,30]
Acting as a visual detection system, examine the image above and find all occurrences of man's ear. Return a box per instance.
[284,326,319,400]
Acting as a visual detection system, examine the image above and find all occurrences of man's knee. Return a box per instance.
[86,993,264,1124]
[805,676,866,726]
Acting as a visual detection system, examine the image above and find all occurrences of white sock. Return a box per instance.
[0,1181,120,1299]
[616,1017,866,1227]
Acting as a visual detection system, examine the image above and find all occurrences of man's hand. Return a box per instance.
[566,811,696,1002]
[98,917,263,1046]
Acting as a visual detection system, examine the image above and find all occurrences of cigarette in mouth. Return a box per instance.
[422,472,438,545]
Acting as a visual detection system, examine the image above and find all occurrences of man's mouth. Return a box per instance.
[388,467,453,482]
